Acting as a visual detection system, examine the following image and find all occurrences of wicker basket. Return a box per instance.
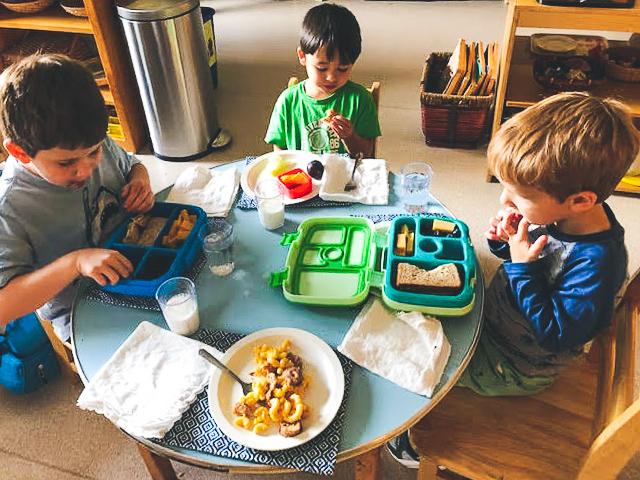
[604,46,640,83]
[61,0,86,17]
[0,0,57,13]
[420,52,494,149]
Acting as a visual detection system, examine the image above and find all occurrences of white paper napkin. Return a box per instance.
[319,154,388,204]
[338,299,451,397]
[167,166,240,217]
[77,321,218,439]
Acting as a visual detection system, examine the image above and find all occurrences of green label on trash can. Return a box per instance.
[203,20,217,66]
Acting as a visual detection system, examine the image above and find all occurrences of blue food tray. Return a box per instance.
[101,202,206,297]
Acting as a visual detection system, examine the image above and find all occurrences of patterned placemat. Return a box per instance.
[236,156,352,210]
[157,328,353,476]
[83,252,206,311]
[351,210,456,224]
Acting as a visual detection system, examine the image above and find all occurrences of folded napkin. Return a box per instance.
[338,299,450,397]
[319,154,388,204]
[77,321,217,439]
[167,166,240,217]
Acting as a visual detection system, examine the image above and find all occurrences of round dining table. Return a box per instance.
[71,160,484,477]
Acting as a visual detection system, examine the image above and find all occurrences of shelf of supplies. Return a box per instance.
[504,37,640,116]
[99,85,113,106]
[0,6,91,34]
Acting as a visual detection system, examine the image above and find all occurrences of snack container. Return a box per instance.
[270,216,476,316]
[277,168,313,199]
[101,202,207,297]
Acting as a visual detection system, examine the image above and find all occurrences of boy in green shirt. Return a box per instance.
[265,3,381,157]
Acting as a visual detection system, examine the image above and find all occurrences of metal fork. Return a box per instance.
[344,152,363,192]
[199,348,252,395]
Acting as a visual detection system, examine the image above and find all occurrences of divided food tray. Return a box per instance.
[100,202,207,297]
[271,216,476,316]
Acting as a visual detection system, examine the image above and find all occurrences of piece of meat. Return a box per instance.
[233,401,254,417]
[279,421,302,437]
[265,372,278,402]
[287,353,303,368]
[282,366,302,386]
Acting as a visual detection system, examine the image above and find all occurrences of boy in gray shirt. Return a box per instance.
[0,54,154,340]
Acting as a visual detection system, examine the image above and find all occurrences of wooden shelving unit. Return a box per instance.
[491,0,640,195]
[0,2,147,152]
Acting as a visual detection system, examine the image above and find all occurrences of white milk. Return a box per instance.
[258,198,285,230]
[162,293,200,336]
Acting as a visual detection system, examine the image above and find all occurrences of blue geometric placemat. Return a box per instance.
[351,210,456,224]
[82,251,206,311]
[157,328,353,476]
[236,156,352,210]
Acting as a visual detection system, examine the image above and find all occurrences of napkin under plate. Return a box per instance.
[319,155,388,204]
[167,166,239,217]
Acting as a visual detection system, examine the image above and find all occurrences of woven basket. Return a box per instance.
[61,0,85,17]
[605,46,640,83]
[0,0,57,13]
[420,52,494,148]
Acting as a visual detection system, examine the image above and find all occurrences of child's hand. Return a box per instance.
[121,177,154,213]
[508,219,548,263]
[324,109,354,139]
[75,248,134,286]
[486,209,521,242]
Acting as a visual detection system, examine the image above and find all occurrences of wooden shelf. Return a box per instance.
[0,3,147,152]
[0,6,91,34]
[514,0,640,32]
[99,85,113,106]
[505,37,640,116]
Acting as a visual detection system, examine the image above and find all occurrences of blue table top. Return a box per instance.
[71,160,484,472]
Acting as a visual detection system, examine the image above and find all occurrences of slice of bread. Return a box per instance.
[396,262,462,294]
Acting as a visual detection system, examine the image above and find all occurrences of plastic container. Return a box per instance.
[270,216,477,316]
[101,202,207,297]
[277,168,313,199]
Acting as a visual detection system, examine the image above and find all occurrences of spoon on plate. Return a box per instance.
[199,348,252,395]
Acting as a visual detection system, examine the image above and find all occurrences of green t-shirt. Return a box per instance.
[265,80,381,154]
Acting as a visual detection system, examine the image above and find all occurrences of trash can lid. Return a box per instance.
[116,0,199,22]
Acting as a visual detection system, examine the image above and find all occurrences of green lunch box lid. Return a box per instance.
[270,217,380,306]
[270,215,477,315]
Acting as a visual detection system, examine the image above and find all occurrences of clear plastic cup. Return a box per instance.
[400,162,433,213]
[200,219,234,277]
[255,179,285,230]
[155,277,200,336]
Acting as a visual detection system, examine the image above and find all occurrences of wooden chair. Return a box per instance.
[410,272,640,480]
[38,315,80,381]
[287,76,381,158]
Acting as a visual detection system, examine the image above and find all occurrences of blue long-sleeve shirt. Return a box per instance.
[483,203,627,377]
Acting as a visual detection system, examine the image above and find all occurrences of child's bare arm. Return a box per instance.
[121,163,154,213]
[0,249,133,326]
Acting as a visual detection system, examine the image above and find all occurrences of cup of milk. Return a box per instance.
[254,179,285,230]
[155,277,200,336]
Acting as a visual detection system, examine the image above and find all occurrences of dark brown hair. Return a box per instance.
[488,92,640,202]
[300,3,361,65]
[0,53,107,157]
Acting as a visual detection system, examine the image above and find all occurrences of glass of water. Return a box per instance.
[400,162,433,213]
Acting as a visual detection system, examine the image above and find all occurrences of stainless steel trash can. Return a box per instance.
[116,0,230,161]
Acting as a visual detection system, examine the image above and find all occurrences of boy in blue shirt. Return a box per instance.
[389,92,639,467]
[265,2,381,157]
[0,54,154,340]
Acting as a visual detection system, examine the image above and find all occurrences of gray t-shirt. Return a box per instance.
[0,137,139,340]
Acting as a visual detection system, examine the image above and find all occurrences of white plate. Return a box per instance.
[208,327,345,451]
[240,150,322,205]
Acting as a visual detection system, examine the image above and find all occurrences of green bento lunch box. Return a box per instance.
[269,215,477,316]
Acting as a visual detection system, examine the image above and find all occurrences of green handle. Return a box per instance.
[269,269,289,287]
[280,232,299,246]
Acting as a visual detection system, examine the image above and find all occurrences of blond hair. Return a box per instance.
[488,92,639,202]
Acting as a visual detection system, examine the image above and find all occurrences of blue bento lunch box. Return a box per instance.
[101,202,207,297]
[270,215,477,316]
